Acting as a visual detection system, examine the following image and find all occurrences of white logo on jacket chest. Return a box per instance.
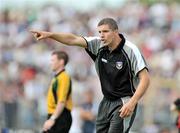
[116,61,123,70]
[101,58,107,63]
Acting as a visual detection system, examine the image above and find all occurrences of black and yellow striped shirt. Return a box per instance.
[47,70,72,114]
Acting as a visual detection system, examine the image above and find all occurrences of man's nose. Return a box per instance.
[100,33,104,38]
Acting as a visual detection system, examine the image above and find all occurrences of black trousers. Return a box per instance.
[43,108,72,133]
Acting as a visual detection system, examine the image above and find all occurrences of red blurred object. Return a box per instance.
[20,67,36,84]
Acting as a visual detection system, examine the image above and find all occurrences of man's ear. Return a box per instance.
[114,29,119,33]
[60,59,65,66]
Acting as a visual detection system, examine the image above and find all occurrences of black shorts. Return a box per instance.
[43,108,72,133]
[96,97,137,133]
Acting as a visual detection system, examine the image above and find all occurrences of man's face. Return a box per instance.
[50,54,62,72]
[97,24,117,45]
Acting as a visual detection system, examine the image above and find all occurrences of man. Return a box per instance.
[43,51,72,133]
[171,98,180,132]
[31,18,150,133]
[80,89,96,133]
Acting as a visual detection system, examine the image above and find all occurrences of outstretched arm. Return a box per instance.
[30,30,87,48]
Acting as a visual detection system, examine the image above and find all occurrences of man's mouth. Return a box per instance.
[101,39,105,43]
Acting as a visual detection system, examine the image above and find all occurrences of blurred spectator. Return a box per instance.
[80,89,96,133]
[2,81,20,129]
[171,98,180,132]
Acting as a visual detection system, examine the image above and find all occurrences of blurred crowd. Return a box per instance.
[0,1,179,133]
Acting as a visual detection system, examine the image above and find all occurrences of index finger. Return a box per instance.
[119,105,124,112]
[29,30,39,34]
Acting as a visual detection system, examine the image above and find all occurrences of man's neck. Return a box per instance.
[108,35,122,52]
[55,67,64,75]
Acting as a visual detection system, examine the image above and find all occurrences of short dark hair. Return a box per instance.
[52,50,69,65]
[97,18,118,31]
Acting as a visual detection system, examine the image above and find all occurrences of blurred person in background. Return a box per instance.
[31,17,150,133]
[171,98,180,133]
[2,81,19,129]
[80,89,96,133]
[42,51,72,133]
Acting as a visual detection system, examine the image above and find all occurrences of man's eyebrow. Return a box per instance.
[98,29,111,32]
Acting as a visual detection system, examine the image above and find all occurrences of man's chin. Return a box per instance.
[101,41,108,46]
[103,43,108,46]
